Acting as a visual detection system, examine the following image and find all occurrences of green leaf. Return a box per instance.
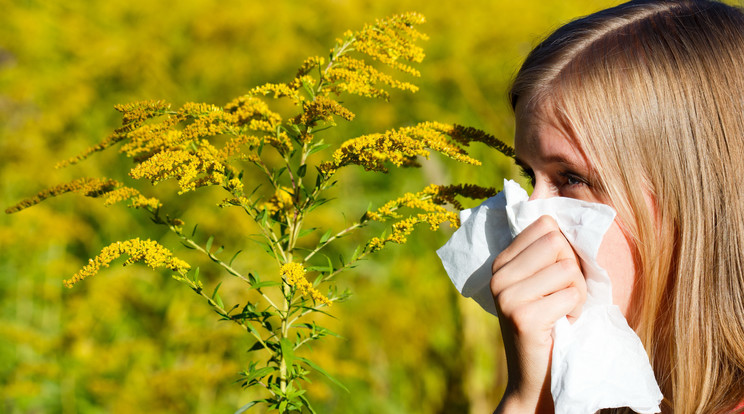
[297,227,316,239]
[351,245,362,261]
[234,401,261,414]
[191,224,198,237]
[245,366,275,384]
[298,395,317,414]
[306,264,331,273]
[308,142,330,156]
[297,357,348,392]
[229,250,243,266]
[297,164,307,178]
[211,282,222,300]
[205,235,214,252]
[213,293,224,309]
[319,229,332,244]
[211,282,224,308]
[192,267,201,282]
[280,338,295,368]
[180,240,196,249]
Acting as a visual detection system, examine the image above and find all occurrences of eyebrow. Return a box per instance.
[514,154,586,172]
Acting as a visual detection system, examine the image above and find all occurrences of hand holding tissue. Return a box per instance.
[437,180,663,414]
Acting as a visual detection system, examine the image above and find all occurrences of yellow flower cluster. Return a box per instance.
[366,184,442,220]
[347,12,427,77]
[294,56,326,79]
[364,185,458,252]
[325,56,418,100]
[280,262,331,306]
[115,100,172,126]
[363,183,498,253]
[55,101,172,168]
[120,122,183,161]
[102,187,162,209]
[5,177,161,214]
[129,141,233,194]
[262,186,294,217]
[320,122,481,175]
[249,82,301,104]
[265,130,293,154]
[294,95,355,128]
[367,210,455,253]
[64,238,191,288]
[224,96,282,133]
[219,134,261,161]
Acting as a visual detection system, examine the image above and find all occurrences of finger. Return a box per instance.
[507,286,584,339]
[496,258,587,320]
[493,215,563,274]
[491,228,580,294]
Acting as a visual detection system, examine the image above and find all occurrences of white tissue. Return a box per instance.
[437,179,663,414]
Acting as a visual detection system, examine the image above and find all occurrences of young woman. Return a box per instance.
[490,0,744,412]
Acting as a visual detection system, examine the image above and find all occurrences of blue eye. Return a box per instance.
[559,171,588,187]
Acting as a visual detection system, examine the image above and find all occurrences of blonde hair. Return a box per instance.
[510,0,744,412]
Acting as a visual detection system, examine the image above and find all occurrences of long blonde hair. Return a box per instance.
[510,1,744,412]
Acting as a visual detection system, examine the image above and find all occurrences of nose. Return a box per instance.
[528,178,555,201]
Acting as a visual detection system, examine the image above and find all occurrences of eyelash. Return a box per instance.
[558,171,589,187]
[518,166,589,189]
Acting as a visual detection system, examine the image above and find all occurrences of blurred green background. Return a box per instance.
[0,1,620,413]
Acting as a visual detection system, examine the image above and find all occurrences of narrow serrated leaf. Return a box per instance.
[229,250,243,266]
[214,293,224,309]
[211,282,223,300]
[297,357,348,392]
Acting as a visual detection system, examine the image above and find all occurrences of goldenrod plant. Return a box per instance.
[7,12,511,413]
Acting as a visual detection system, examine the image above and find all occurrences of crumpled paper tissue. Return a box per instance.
[437,179,663,414]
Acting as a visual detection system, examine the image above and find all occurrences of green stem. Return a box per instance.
[169,224,282,311]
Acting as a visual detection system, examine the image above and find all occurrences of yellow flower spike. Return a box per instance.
[249,82,301,102]
[294,56,326,79]
[352,12,428,75]
[321,122,482,175]
[280,262,331,306]
[55,100,172,168]
[5,177,161,214]
[64,238,191,288]
[103,187,162,210]
[115,100,172,125]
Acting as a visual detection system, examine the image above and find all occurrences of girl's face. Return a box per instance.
[513,101,639,320]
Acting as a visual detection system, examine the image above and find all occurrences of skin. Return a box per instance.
[492,102,640,413]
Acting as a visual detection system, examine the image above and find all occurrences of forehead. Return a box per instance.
[514,101,589,169]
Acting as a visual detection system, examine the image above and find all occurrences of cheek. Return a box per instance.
[596,220,639,318]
